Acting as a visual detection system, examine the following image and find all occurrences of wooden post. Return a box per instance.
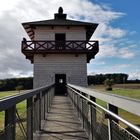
[107,104,118,140]
[5,105,16,140]
[27,97,33,139]
[40,91,45,120]
[90,96,96,140]
[34,93,41,132]
[43,92,46,119]
[82,93,86,129]
[38,93,41,131]
[27,97,33,140]
[47,93,49,113]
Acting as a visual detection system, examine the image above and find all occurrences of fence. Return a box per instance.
[67,84,140,140]
[0,84,54,140]
[0,83,140,140]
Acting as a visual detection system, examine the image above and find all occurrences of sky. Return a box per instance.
[0,0,140,80]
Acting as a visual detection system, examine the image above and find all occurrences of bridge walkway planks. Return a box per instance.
[34,96,88,140]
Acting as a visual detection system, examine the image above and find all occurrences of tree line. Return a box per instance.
[0,77,33,91]
[0,73,139,91]
[88,73,129,85]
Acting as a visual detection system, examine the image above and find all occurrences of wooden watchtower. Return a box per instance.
[21,7,99,95]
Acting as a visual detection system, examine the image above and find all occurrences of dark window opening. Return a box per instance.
[55,33,66,49]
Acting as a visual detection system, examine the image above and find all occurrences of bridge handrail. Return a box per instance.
[68,84,140,116]
[67,84,140,135]
[0,84,54,111]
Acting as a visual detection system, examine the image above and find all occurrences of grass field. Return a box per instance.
[89,84,140,125]
[0,91,18,98]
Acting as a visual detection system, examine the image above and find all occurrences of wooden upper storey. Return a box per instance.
[21,7,99,63]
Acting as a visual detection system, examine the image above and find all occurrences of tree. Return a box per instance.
[15,85,24,93]
[104,79,114,91]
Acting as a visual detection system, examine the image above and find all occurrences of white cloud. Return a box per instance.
[97,45,117,58]
[0,0,137,79]
[0,0,21,13]
[128,71,140,80]
[119,47,135,59]
[106,26,126,38]
[97,41,136,61]
[88,64,131,75]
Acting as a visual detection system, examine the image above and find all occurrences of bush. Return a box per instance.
[15,85,24,93]
[104,79,114,91]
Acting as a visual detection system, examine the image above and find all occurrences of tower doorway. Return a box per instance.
[55,74,66,95]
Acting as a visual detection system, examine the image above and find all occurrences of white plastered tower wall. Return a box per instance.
[34,26,86,40]
[33,54,87,88]
[33,26,87,88]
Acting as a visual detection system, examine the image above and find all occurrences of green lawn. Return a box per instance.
[110,88,140,100]
[0,91,18,98]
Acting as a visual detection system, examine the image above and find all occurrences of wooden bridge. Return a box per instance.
[0,84,140,140]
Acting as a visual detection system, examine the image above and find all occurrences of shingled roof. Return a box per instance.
[22,7,98,40]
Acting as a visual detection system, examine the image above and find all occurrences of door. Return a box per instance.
[55,33,66,49]
[55,74,66,95]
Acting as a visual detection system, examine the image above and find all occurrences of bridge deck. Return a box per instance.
[34,96,88,140]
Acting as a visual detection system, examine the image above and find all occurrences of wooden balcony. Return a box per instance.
[21,38,99,63]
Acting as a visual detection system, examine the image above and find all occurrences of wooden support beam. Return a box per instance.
[90,96,96,140]
[107,104,118,140]
[27,97,33,140]
[5,106,16,140]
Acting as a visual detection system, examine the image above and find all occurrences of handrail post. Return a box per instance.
[43,91,46,119]
[82,92,86,129]
[5,105,16,140]
[90,96,96,140]
[27,97,33,140]
[34,93,41,132]
[107,104,118,140]
[47,92,49,113]
[38,92,42,131]
[77,94,80,118]
[41,91,45,120]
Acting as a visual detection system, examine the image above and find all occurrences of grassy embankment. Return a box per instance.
[89,84,140,125]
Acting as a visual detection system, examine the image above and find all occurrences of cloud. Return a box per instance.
[128,70,140,80]
[105,26,126,38]
[88,63,131,75]
[119,47,135,59]
[96,44,135,59]
[0,0,137,79]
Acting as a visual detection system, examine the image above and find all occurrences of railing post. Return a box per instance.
[5,105,16,140]
[34,93,41,132]
[41,91,45,120]
[38,92,42,131]
[107,104,118,140]
[48,90,51,110]
[90,96,96,140]
[47,93,49,113]
[77,94,80,118]
[27,97,33,140]
[43,91,46,119]
[82,93,86,129]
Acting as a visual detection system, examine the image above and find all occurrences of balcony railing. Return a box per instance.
[21,38,99,63]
